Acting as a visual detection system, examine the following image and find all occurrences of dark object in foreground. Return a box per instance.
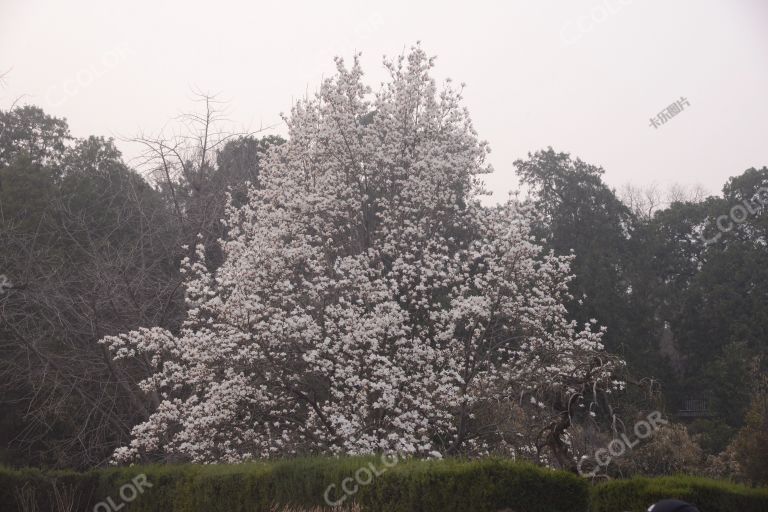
[648,499,700,512]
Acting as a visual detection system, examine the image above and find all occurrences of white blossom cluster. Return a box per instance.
[102,46,622,464]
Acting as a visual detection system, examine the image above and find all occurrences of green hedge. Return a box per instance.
[3,460,766,512]
[0,466,97,511]
[590,475,768,512]
[3,461,311,512]
[359,458,588,512]
[0,458,588,512]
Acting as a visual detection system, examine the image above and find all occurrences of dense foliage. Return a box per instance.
[590,475,768,512]
[1,46,767,487]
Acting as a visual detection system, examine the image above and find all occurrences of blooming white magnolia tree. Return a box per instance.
[102,47,622,466]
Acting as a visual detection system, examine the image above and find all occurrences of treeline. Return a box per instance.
[518,149,768,479]
[0,104,766,479]
[0,103,284,468]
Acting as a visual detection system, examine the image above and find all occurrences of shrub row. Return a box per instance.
[590,475,768,512]
[1,459,765,512]
[0,458,587,512]
[360,458,588,512]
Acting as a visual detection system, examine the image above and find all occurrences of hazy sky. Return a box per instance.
[2,0,767,203]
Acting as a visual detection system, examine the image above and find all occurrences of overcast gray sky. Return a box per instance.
[2,0,767,203]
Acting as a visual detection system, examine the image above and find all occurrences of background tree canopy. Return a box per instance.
[0,92,766,483]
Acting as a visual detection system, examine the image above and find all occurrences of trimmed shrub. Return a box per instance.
[4,459,767,512]
[590,475,768,512]
[270,456,382,509]
[90,464,275,512]
[359,458,589,512]
[0,458,588,512]
[0,465,97,511]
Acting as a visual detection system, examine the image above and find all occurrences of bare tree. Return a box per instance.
[125,91,280,267]
[620,182,709,220]
[0,94,283,467]
[0,164,184,467]
[666,182,708,204]
[619,183,664,220]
